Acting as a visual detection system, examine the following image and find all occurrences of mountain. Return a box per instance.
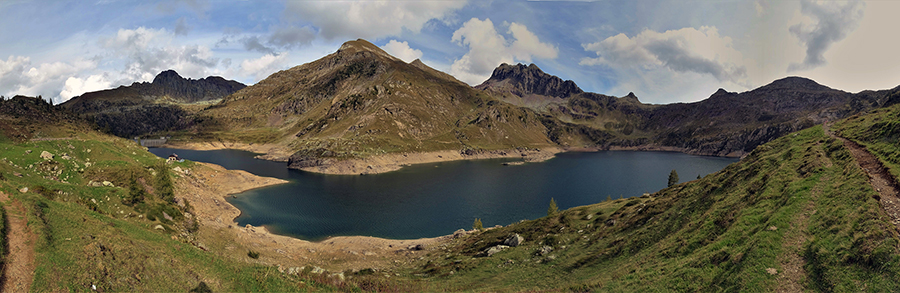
[193,39,556,169]
[478,64,899,157]
[59,70,245,138]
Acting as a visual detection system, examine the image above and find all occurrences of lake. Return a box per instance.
[149,148,738,241]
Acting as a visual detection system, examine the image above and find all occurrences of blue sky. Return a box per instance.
[1,0,898,105]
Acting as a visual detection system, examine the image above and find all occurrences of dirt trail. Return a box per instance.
[0,192,36,293]
[826,124,900,231]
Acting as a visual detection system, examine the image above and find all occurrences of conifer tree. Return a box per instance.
[548,197,559,216]
[668,169,679,187]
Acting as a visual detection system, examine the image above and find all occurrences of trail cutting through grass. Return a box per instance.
[828,123,900,231]
[0,192,36,293]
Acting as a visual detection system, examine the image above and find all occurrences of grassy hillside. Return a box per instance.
[0,97,340,291]
[403,124,899,292]
[834,103,900,181]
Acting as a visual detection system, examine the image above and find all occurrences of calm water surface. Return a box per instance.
[149,148,737,241]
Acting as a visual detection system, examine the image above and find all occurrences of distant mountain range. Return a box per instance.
[478,63,900,156]
[59,70,245,138]
[51,39,900,168]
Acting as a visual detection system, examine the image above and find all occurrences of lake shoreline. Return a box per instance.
[161,140,564,175]
[179,161,459,272]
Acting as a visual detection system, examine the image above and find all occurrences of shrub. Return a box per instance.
[548,198,559,216]
[473,218,483,231]
[247,250,260,259]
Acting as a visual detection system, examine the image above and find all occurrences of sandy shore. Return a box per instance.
[300,147,563,175]
[175,162,459,272]
[160,141,294,162]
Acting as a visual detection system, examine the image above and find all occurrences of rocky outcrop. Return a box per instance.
[476,63,583,98]
[503,234,524,247]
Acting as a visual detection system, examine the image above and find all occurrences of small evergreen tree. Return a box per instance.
[668,169,679,187]
[606,195,612,202]
[548,197,558,216]
[154,162,175,202]
[125,174,145,205]
[473,218,483,231]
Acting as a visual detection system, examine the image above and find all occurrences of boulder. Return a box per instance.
[173,166,183,173]
[482,245,509,257]
[154,225,165,230]
[311,266,325,274]
[452,229,467,239]
[40,151,53,160]
[102,181,113,187]
[19,187,28,193]
[503,234,524,247]
[537,245,554,256]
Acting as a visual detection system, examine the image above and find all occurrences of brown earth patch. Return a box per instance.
[0,191,37,293]
[827,124,900,231]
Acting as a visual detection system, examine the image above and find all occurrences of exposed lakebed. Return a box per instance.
[149,148,737,241]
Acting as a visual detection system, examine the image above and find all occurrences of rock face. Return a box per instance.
[59,70,246,138]
[476,63,583,99]
[503,234,524,247]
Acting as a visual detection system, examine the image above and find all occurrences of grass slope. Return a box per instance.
[0,132,336,291]
[834,103,900,181]
[406,125,899,292]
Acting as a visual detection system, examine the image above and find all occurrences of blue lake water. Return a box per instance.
[149,148,737,241]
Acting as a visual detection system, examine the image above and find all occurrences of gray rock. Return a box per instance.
[311,266,325,274]
[102,181,113,187]
[19,187,28,193]
[537,245,554,256]
[40,151,53,160]
[453,229,467,239]
[162,211,174,221]
[482,245,509,257]
[503,234,524,247]
[154,225,165,230]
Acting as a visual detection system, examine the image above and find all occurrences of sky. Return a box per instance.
[1,0,898,105]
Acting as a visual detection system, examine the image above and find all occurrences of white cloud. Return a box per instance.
[240,53,288,82]
[787,0,864,72]
[381,40,423,63]
[0,55,101,104]
[449,18,559,85]
[580,26,753,103]
[284,0,468,40]
[60,74,112,100]
[102,27,220,82]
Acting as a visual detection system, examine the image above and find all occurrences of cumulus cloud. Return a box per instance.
[581,26,747,84]
[787,0,864,72]
[60,74,111,100]
[449,18,558,85]
[102,27,220,82]
[240,53,288,82]
[284,0,468,40]
[0,55,101,103]
[381,40,423,63]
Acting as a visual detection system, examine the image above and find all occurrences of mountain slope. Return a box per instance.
[405,122,900,291]
[194,39,556,170]
[59,70,245,138]
[479,63,898,157]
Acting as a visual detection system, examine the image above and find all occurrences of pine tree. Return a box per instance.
[668,169,679,187]
[155,162,175,202]
[473,218,483,231]
[125,174,145,205]
[548,197,558,216]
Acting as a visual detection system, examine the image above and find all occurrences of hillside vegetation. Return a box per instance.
[835,103,900,180]
[0,96,334,291]
[400,123,899,291]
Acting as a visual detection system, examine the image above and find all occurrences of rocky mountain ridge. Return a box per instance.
[478,63,899,157]
[58,70,245,138]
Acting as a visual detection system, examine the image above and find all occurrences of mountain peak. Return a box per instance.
[477,63,583,98]
[152,70,185,84]
[338,39,398,61]
[758,76,834,92]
